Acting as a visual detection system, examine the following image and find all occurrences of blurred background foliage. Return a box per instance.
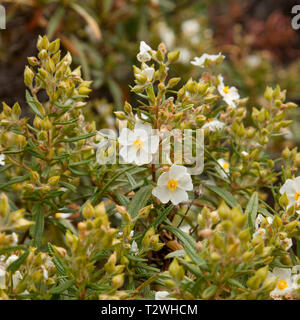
[1,0,300,137]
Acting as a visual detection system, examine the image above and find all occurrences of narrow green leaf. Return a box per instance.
[32,204,44,247]
[48,280,75,295]
[128,185,152,219]
[56,132,96,143]
[205,184,238,208]
[163,225,208,269]
[7,249,29,273]
[245,192,258,232]
[25,90,44,119]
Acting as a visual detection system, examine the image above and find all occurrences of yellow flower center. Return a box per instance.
[223,86,230,94]
[277,280,288,291]
[294,192,300,201]
[223,162,229,170]
[133,139,144,150]
[207,118,213,123]
[168,179,178,191]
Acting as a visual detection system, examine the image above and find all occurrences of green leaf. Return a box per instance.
[128,185,152,219]
[32,203,44,247]
[147,204,174,231]
[163,225,208,269]
[202,285,218,299]
[0,245,26,255]
[205,184,238,208]
[59,181,77,193]
[7,249,30,273]
[178,258,203,278]
[25,90,44,119]
[164,250,185,259]
[56,132,96,143]
[48,280,76,295]
[245,192,258,232]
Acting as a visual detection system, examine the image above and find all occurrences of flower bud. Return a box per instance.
[169,258,184,282]
[48,176,60,186]
[24,66,34,87]
[112,273,124,289]
[48,39,60,54]
[82,201,95,219]
[167,50,180,63]
[0,193,9,218]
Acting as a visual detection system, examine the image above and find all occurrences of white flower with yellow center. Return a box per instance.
[137,41,153,62]
[191,53,224,68]
[269,268,294,297]
[141,65,155,82]
[279,177,300,213]
[217,75,240,108]
[217,158,229,178]
[0,154,5,166]
[152,164,193,205]
[118,123,159,165]
[202,118,225,132]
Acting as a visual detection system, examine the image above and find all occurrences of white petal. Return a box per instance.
[169,164,188,180]
[178,174,193,191]
[152,186,170,203]
[170,188,188,205]
[119,146,136,163]
[118,128,135,146]
[157,171,170,186]
[135,149,151,165]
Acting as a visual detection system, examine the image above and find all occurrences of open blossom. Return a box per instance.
[141,65,155,82]
[202,118,224,132]
[118,123,159,165]
[191,53,224,68]
[0,154,5,166]
[155,291,177,300]
[137,41,153,62]
[217,158,229,178]
[217,75,240,108]
[152,164,193,205]
[268,268,297,297]
[279,177,300,213]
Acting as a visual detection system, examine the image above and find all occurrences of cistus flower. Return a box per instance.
[217,75,240,107]
[155,291,176,300]
[141,65,155,82]
[217,158,229,178]
[202,118,225,132]
[280,177,300,213]
[137,41,153,62]
[268,268,296,297]
[0,154,5,166]
[118,123,159,165]
[152,164,193,205]
[191,53,224,68]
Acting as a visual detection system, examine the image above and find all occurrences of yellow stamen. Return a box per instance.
[295,192,300,201]
[223,162,229,170]
[277,280,288,291]
[223,86,230,94]
[207,118,213,123]
[168,179,178,191]
[133,139,144,150]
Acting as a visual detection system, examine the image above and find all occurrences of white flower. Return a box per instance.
[179,224,190,234]
[217,75,240,108]
[269,268,295,297]
[181,19,200,37]
[6,254,18,265]
[0,265,6,289]
[137,41,153,62]
[41,265,48,281]
[157,22,175,48]
[141,65,155,82]
[282,238,293,251]
[217,158,229,178]
[202,119,225,132]
[118,123,159,165]
[176,47,191,64]
[241,151,249,157]
[253,228,266,239]
[246,55,261,68]
[152,164,193,205]
[12,270,22,289]
[55,212,73,219]
[254,214,273,230]
[0,154,5,166]
[155,291,176,300]
[279,177,300,214]
[11,232,18,245]
[191,53,224,68]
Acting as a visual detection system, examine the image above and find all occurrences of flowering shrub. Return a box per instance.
[0,35,300,300]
